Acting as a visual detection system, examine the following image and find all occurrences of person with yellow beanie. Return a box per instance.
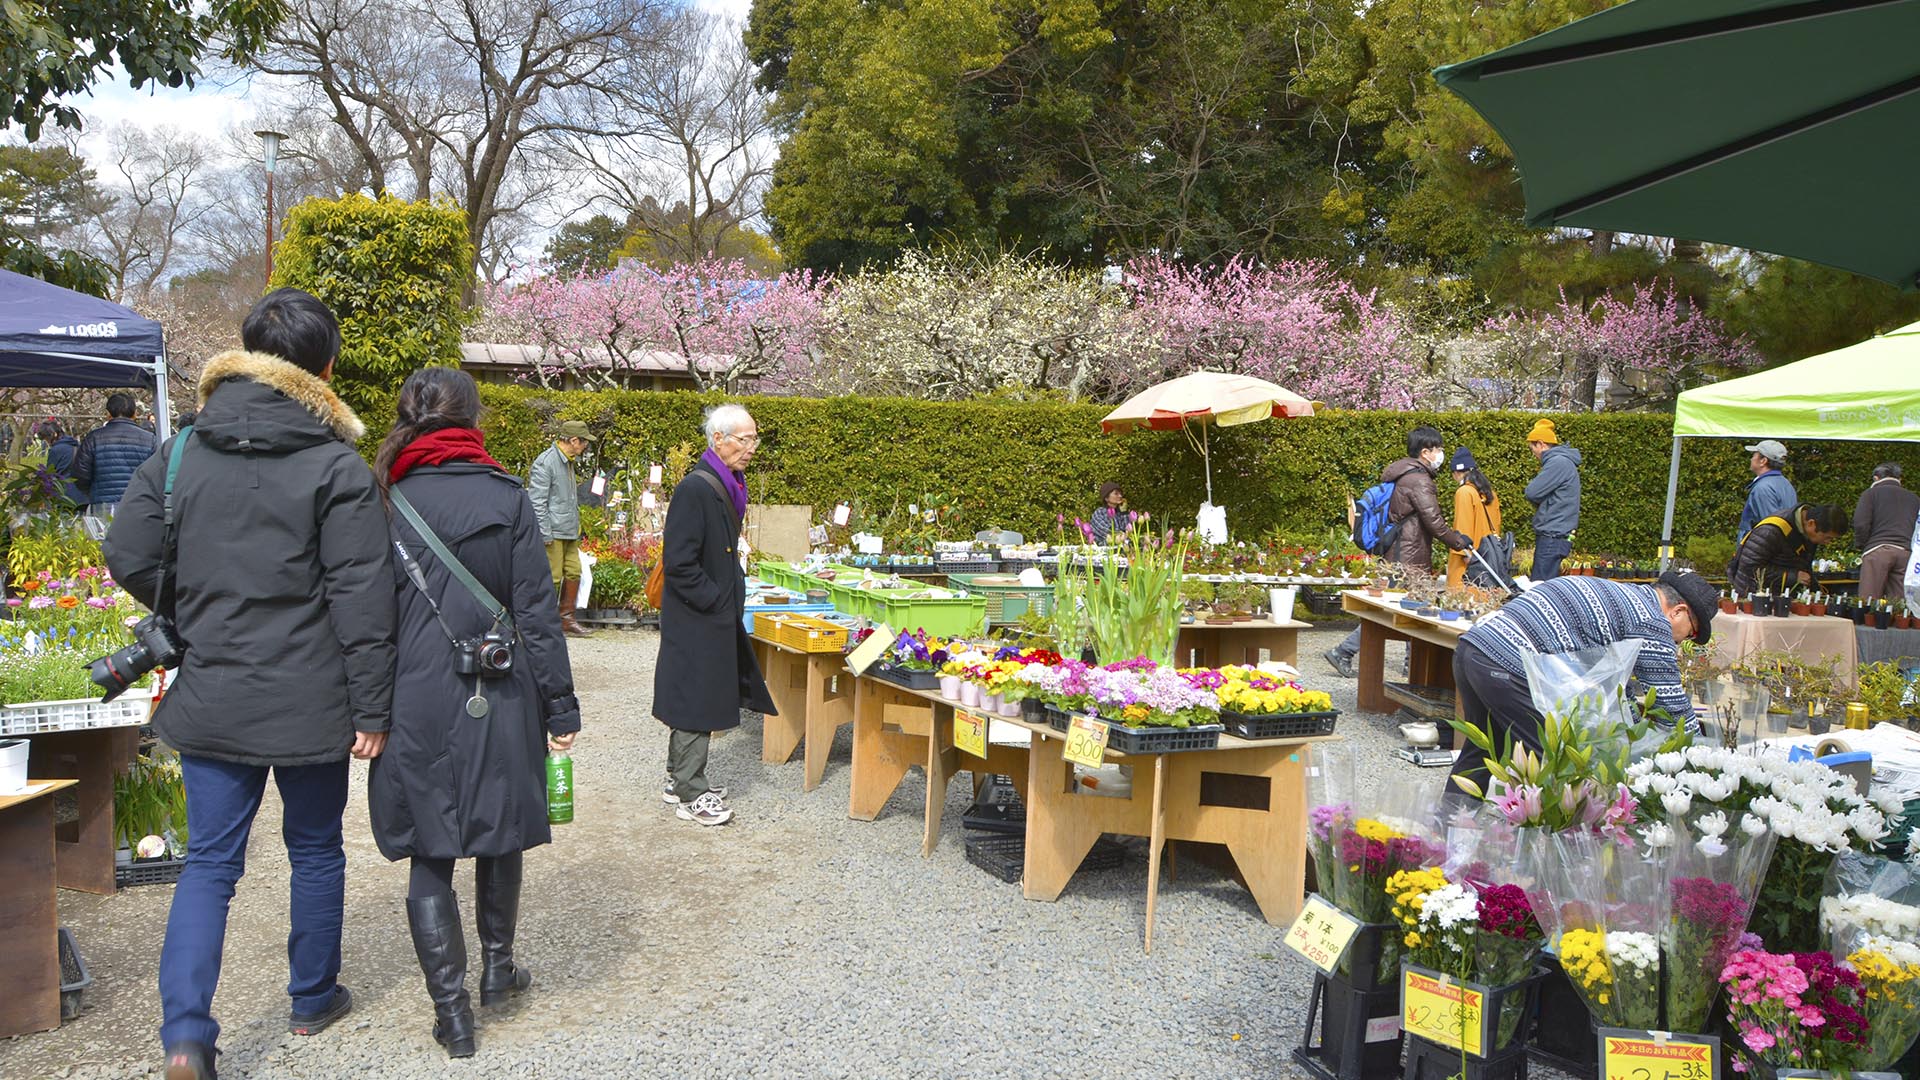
[1523,419,1581,579]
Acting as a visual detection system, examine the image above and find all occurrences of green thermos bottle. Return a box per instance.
[546,752,574,824]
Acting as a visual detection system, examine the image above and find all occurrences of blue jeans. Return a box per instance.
[158,756,349,1050]
[1533,534,1571,580]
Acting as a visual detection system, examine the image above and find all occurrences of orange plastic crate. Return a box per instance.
[772,614,850,654]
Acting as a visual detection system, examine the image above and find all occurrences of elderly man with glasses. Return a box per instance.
[650,404,777,826]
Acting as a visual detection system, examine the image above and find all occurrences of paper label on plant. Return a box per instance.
[640,492,655,510]
[1281,894,1360,974]
[953,710,987,758]
[1401,967,1487,1057]
[846,625,894,676]
[833,502,850,526]
[590,473,606,496]
[1062,715,1109,767]
[1597,1029,1718,1080]
[649,464,663,484]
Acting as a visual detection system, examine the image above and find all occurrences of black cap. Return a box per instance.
[1658,570,1718,645]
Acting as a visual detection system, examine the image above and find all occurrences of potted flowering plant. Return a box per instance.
[875,630,948,690]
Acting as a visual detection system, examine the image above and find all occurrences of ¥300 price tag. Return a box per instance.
[1597,1029,1719,1080]
[1282,895,1361,974]
[953,710,987,758]
[1062,715,1109,767]
[1401,966,1488,1057]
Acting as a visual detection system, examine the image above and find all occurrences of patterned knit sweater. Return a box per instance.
[1461,575,1693,723]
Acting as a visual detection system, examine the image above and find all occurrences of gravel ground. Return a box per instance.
[3,626,1574,1080]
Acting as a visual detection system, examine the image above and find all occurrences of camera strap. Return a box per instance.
[387,487,515,637]
[154,425,194,613]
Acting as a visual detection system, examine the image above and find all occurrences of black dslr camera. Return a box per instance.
[453,629,513,679]
[89,613,186,702]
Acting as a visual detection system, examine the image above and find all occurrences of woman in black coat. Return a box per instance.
[651,403,775,826]
[366,369,581,1058]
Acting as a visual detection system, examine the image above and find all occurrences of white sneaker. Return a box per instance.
[661,779,728,805]
[676,791,733,826]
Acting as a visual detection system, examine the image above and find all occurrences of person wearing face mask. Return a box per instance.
[1325,426,1472,677]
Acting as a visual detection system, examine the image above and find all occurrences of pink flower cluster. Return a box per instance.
[1721,949,1868,1070]
[1476,884,1538,940]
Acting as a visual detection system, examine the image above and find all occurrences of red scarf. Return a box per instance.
[388,427,503,484]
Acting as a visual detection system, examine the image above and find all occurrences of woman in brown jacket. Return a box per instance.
[1446,447,1502,588]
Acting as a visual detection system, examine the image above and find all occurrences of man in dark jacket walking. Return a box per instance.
[34,418,87,507]
[104,289,396,1080]
[1523,419,1582,580]
[74,391,158,517]
[1731,502,1845,595]
[1326,426,1470,677]
[1854,463,1920,602]
[652,403,776,825]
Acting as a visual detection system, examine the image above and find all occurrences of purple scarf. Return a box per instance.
[701,447,748,521]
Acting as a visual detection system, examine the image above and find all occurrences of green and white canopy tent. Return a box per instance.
[1659,320,1920,561]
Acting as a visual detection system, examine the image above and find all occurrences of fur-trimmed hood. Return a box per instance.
[197,349,365,444]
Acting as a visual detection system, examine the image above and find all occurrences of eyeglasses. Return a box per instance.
[725,432,761,446]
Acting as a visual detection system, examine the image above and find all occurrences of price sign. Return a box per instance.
[1282,895,1362,974]
[649,464,663,484]
[1062,715,1109,767]
[590,473,606,496]
[1401,966,1488,1057]
[953,710,987,758]
[1598,1029,1719,1080]
[641,491,657,510]
[833,502,850,526]
[846,624,895,675]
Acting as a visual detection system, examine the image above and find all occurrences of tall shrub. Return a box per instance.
[271,193,474,417]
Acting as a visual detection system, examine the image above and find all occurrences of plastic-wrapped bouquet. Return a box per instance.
[1822,852,1920,1070]
[1658,818,1775,1033]
[1327,776,1448,977]
[1538,830,1668,1030]
[1721,948,1868,1074]
[1627,744,1890,953]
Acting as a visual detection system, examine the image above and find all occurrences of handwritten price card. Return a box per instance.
[953,710,987,758]
[1062,715,1109,767]
[1281,895,1361,973]
[1401,966,1488,1057]
[1598,1029,1718,1080]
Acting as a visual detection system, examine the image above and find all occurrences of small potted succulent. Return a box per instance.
[1718,590,1737,615]
[1895,598,1912,630]
[1789,589,1810,617]
[1738,592,1754,615]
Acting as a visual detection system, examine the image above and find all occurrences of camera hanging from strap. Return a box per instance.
[388,487,516,718]
[153,425,195,616]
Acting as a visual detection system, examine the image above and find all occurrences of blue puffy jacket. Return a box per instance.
[43,435,87,506]
[74,418,158,506]
[1738,469,1798,542]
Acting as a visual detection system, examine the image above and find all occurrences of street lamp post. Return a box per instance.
[254,130,288,287]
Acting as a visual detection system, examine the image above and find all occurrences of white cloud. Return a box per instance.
[69,76,256,158]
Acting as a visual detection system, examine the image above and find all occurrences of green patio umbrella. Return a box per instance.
[1434,0,1920,288]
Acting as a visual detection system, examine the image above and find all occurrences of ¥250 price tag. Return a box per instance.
[953,710,987,758]
[1282,894,1361,974]
[1597,1029,1719,1080]
[1062,715,1109,767]
[1401,966,1488,1057]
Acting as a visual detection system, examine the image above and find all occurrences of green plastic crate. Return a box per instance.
[946,573,1056,626]
[755,561,804,590]
[869,590,987,637]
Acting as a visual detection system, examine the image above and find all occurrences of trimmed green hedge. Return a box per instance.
[468,386,1920,557]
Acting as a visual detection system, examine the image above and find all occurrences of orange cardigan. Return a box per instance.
[1447,484,1502,588]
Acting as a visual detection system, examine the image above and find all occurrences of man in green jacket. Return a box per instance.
[529,420,595,638]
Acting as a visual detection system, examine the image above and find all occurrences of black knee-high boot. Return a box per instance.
[475,855,532,1006]
[405,893,476,1058]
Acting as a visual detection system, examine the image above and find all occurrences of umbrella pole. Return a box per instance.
[1202,423,1213,504]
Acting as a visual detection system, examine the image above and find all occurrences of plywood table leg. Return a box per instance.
[848,678,912,821]
[802,657,852,792]
[757,644,806,766]
[1356,618,1391,715]
[1221,751,1310,925]
[1021,734,1105,901]
[0,787,61,1036]
[1144,754,1167,954]
[30,730,122,894]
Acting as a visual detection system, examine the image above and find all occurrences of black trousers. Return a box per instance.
[1449,640,1546,790]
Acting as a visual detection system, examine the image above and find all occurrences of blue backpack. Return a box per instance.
[1349,481,1404,556]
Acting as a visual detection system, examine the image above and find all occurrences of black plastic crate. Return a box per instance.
[1404,1034,1529,1080]
[1302,587,1348,616]
[937,558,998,575]
[870,664,938,691]
[1526,968,1597,1080]
[1098,720,1223,754]
[1020,697,1046,724]
[962,775,1026,834]
[964,833,1124,884]
[1223,709,1340,740]
[997,557,1045,574]
[117,855,186,887]
[1045,705,1070,733]
[58,926,91,1022]
[1292,971,1404,1080]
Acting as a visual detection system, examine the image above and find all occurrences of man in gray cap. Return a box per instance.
[1738,439,1797,543]
[530,419,596,638]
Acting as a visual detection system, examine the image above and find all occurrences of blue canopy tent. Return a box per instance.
[0,269,172,437]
